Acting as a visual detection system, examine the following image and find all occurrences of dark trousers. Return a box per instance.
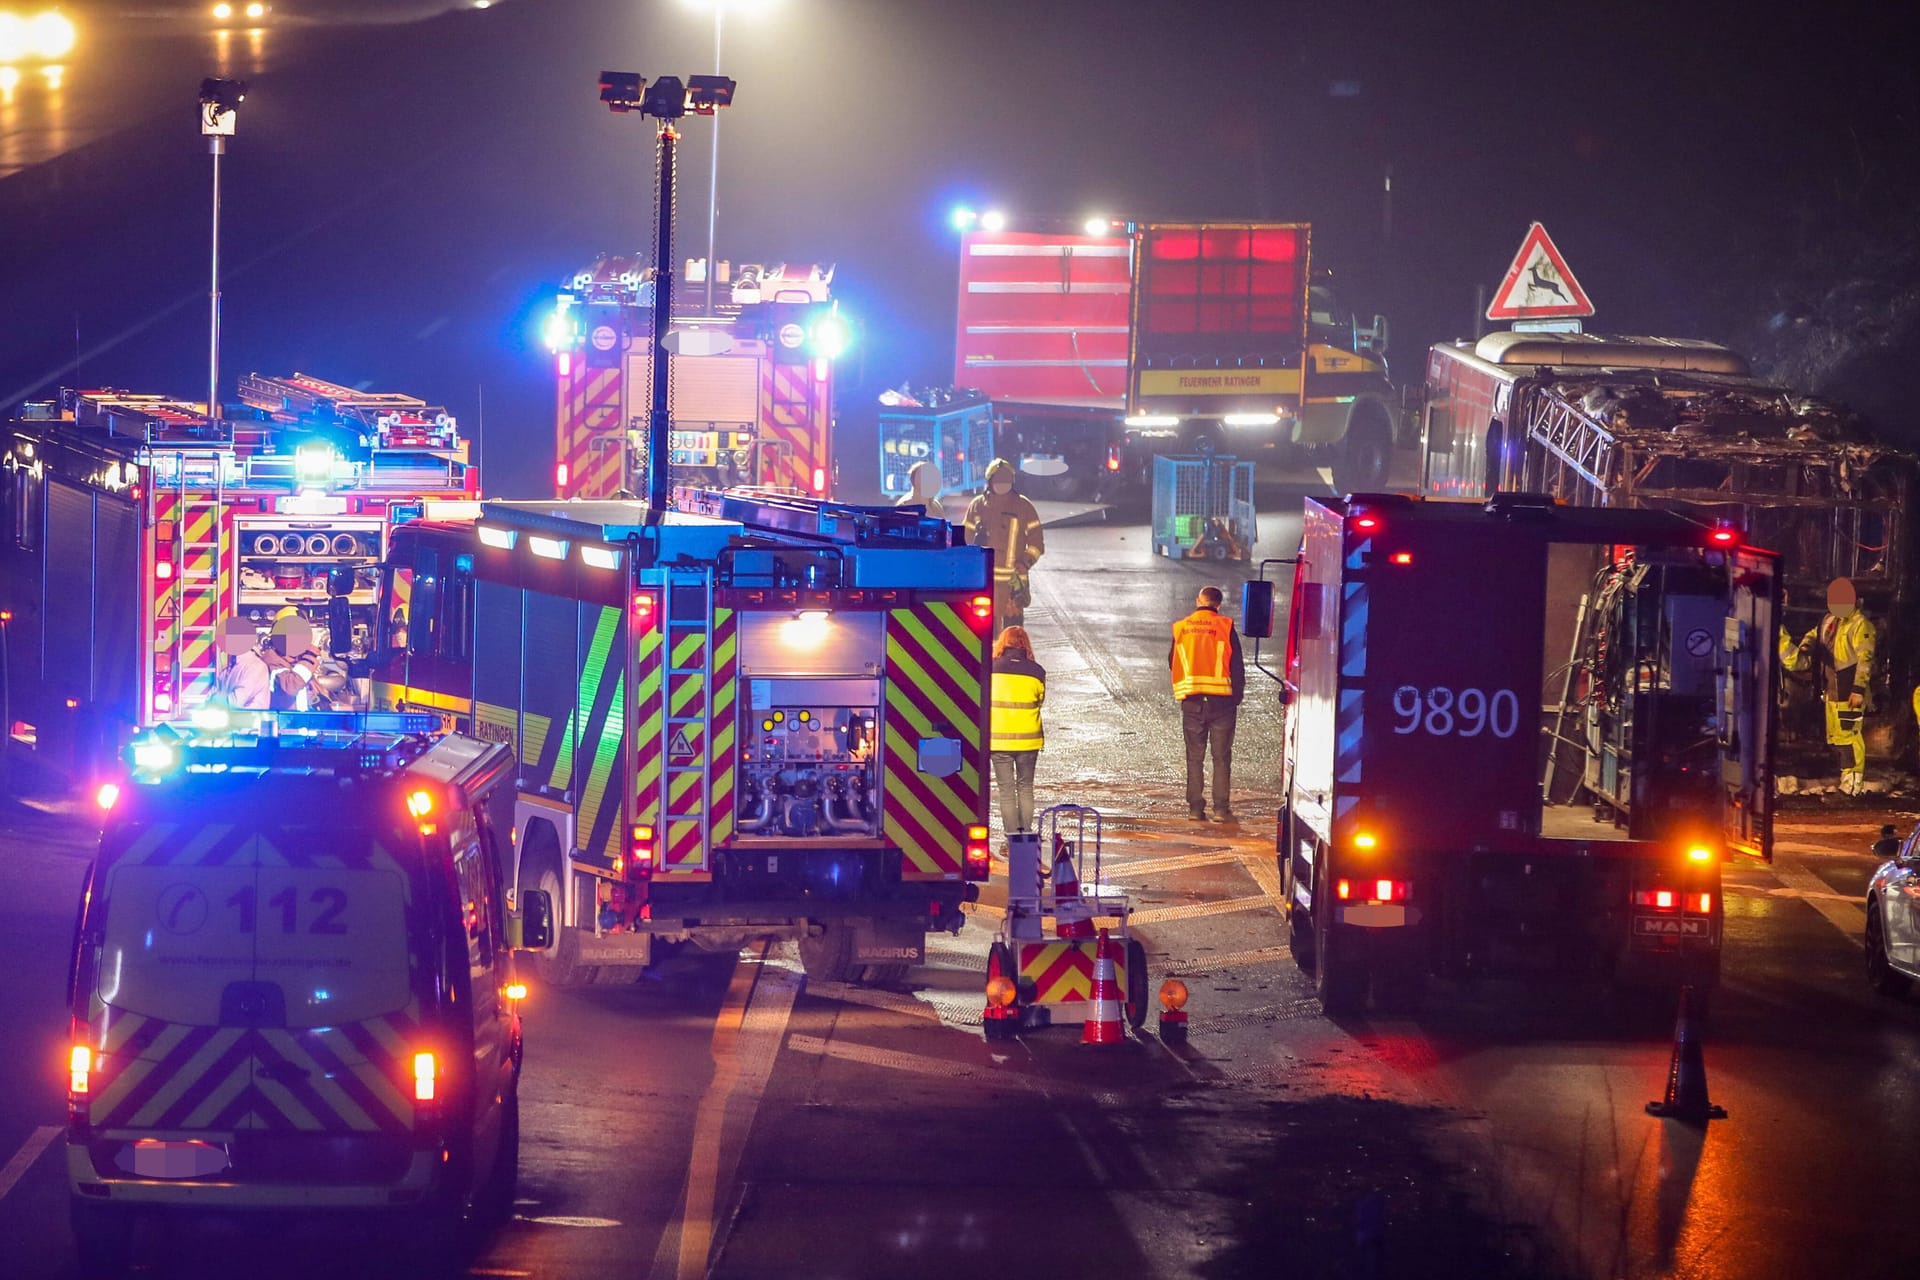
[1181,695,1237,813]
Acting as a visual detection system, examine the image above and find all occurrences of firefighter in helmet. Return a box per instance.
[965,458,1045,629]
[1783,576,1877,795]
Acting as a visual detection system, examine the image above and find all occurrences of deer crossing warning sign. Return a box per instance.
[1486,222,1594,320]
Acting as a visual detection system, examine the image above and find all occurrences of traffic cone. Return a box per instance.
[1645,987,1726,1122]
[1052,835,1095,940]
[1082,929,1125,1046]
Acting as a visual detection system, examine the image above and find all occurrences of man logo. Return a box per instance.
[1635,917,1706,937]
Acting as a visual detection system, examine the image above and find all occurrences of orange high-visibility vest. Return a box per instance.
[1171,609,1234,699]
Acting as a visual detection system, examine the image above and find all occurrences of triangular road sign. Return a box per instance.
[668,728,696,760]
[1486,223,1594,320]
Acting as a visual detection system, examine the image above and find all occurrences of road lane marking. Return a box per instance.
[1772,857,1867,945]
[805,982,944,1023]
[0,1126,59,1202]
[1099,849,1242,877]
[786,1033,988,1079]
[1121,894,1275,926]
[1167,944,1295,975]
[652,946,801,1280]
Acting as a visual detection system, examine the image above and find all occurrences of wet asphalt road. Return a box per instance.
[4,483,1920,1278]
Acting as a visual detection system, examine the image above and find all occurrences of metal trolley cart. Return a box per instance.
[985,804,1149,1034]
[1151,453,1256,560]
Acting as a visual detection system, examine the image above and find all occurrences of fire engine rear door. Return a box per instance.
[1720,547,1776,861]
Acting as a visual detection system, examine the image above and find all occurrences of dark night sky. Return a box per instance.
[3,0,1915,495]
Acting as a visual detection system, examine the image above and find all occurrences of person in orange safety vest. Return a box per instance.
[1169,586,1245,822]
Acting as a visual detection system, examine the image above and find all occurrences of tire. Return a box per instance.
[523,850,585,988]
[1287,905,1317,972]
[477,1088,520,1226]
[1331,402,1393,496]
[1314,889,1367,1016]
[71,1200,134,1279]
[1124,938,1150,1030]
[798,920,858,983]
[1867,904,1910,997]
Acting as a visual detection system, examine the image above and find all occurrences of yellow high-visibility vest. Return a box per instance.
[990,658,1045,752]
[1171,609,1234,699]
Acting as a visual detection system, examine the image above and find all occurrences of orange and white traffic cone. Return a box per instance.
[1052,836,1095,940]
[1082,929,1125,1046]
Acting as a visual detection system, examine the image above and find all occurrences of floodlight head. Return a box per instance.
[640,76,688,119]
[199,78,248,112]
[686,75,736,115]
[599,70,646,112]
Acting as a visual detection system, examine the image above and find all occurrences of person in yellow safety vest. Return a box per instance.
[1169,586,1245,822]
[965,459,1045,629]
[988,625,1046,834]
[1782,576,1876,795]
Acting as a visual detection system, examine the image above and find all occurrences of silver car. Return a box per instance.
[1867,823,1920,996]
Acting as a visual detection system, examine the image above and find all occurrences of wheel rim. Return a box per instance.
[537,866,565,963]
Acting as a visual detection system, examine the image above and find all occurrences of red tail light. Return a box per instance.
[155,559,174,582]
[1687,892,1713,914]
[811,466,827,494]
[1105,446,1122,472]
[964,824,991,882]
[69,1044,92,1095]
[969,595,992,625]
[630,825,656,879]
[630,591,657,630]
[1352,513,1381,532]
[555,461,570,493]
[1336,878,1351,900]
[1634,888,1677,910]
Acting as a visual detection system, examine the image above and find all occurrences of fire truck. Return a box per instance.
[368,488,993,985]
[542,255,848,501]
[0,376,474,774]
[919,214,1397,497]
[1422,331,1919,753]
[1250,492,1777,1014]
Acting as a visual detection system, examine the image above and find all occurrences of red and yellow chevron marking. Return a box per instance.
[1017,940,1132,1008]
[882,602,989,878]
[631,618,665,834]
[556,367,623,499]
[87,1008,420,1134]
[759,362,828,492]
[710,609,738,845]
[664,818,703,872]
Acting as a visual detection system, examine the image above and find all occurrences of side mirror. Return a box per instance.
[1242,580,1275,639]
[515,889,555,952]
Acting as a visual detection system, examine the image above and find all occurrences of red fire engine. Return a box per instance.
[543,255,849,500]
[0,376,474,773]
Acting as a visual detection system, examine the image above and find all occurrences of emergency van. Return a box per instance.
[65,713,550,1275]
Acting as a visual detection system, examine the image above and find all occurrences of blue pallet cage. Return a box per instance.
[1152,455,1256,560]
[878,399,994,500]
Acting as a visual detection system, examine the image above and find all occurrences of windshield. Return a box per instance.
[96,823,415,1029]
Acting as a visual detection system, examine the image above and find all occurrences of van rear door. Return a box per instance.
[87,818,423,1146]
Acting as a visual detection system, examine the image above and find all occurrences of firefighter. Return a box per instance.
[965,458,1045,629]
[1783,576,1876,795]
[1169,586,1245,822]
[989,625,1046,834]
[268,610,321,712]
[896,459,943,511]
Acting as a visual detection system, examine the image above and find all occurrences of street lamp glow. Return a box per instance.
[980,209,1007,232]
[679,0,780,13]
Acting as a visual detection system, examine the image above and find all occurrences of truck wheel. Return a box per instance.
[1867,907,1910,997]
[71,1200,134,1279]
[1287,906,1317,972]
[799,921,858,983]
[1124,938,1150,1030]
[521,842,584,988]
[1331,402,1393,496]
[862,963,912,986]
[1314,893,1368,1016]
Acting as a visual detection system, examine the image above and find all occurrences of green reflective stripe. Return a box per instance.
[577,671,626,858]
[552,606,620,792]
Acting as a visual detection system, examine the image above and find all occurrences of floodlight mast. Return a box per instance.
[597,71,735,520]
[198,78,246,431]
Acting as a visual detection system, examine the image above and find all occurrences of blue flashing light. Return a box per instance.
[131,739,180,775]
[949,206,977,232]
[807,309,852,362]
[542,295,581,355]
